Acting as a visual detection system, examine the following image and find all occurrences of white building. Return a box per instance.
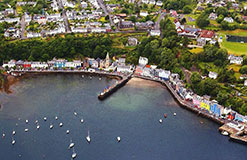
[117,65,132,73]
[159,70,171,80]
[27,32,41,38]
[140,11,149,17]
[65,60,82,68]
[2,60,16,68]
[81,1,88,8]
[139,56,148,66]
[149,0,156,5]
[244,80,247,86]
[31,62,48,68]
[156,1,163,6]
[208,71,218,79]
[224,17,234,23]
[142,0,149,4]
[228,55,243,65]
[150,30,161,36]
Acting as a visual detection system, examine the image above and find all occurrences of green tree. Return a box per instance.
[196,12,210,28]
[183,5,192,14]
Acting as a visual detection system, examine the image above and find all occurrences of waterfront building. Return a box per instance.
[158,70,171,80]
[31,62,48,68]
[54,59,67,68]
[138,56,148,66]
[83,58,89,68]
[208,71,218,79]
[90,59,99,68]
[117,65,132,73]
[65,60,82,68]
[16,60,24,68]
[2,60,16,68]
[135,66,143,75]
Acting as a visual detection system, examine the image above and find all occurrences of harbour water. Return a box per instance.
[0,74,246,160]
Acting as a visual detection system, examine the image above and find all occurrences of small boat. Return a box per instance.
[117,136,121,142]
[71,148,77,159]
[12,138,16,145]
[164,114,167,118]
[81,75,84,78]
[68,140,75,149]
[80,119,84,123]
[50,124,53,129]
[89,76,92,79]
[59,123,63,127]
[35,120,38,124]
[2,133,5,138]
[66,130,70,134]
[12,130,16,135]
[221,131,229,136]
[37,125,40,130]
[44,117,47,121]
[24,128,28,132]
[25,120,29,124]
[99,77,101,80]
[74,112,78,116]
[55,116,58,120]
[173,113,177,116]
[159,119,163,123]
[86,130,91,143]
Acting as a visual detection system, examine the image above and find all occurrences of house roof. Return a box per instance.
[200,30,215,38]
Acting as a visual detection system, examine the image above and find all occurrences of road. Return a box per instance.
[154,12,166,30]
[20,15,26,39]
[57,0,71,33]
[97,0,117,31]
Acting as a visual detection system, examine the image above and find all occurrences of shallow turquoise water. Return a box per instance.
[0,74,246,160]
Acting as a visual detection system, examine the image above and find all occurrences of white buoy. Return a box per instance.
[50,124,53,129]
[24,128,28,132]
[80,119,84,123]
[174,113,176,116]
[159,119,163,123]
[44,117,47,121]
[117,136,121,142]
[59,123,63,127]
[66,130,70,134]
[55,116,58,120]
[25,120,29,124]
[12,130,16,135]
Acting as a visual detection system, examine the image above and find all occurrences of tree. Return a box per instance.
[196,12,210,28]
[216,91,230,105]
[240,65,247,74]
[191,72,202,84]
[130,16,137,23]
[183,5,192,14]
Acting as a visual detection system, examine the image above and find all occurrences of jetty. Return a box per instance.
[98,73,133,100]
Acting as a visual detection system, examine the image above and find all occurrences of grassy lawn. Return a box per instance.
[184,14,199,26]
[218,30,247,56]
[198,62,221,73]
[228,64,241,72]
[189,47,203,54]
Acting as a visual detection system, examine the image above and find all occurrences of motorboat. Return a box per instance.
[221,131,229,136]
[164,114,167,118]
[50,124,53,129]
[99,77,102,80]
[55,116,58,120]
[25,120,29,124]
[59,123,63,127]
[37,125,40,130]
[86,130,91,143]
[66,130,70,134]
[80,119,84,123]
[173,113,177,116]
[12,130,16,135]
[35,120,38,124]
[44,117,47,121]
[159,119,163,123]
[81,75,84,78]
[68,140,75,149]
[117,136,121,142]
[24,129,28,132]
[12,138,16,145]
[74,112,78,116]
[2,133,5,138]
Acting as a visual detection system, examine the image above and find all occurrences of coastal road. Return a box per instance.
[97,0,117,31]
[20,15,26,39]
[57,0,71,33]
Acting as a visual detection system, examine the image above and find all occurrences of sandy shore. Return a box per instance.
[127,77,166,88]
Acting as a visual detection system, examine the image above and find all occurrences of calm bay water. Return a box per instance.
[0,74,246,160]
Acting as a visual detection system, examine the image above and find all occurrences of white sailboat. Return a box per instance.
[12,130,16,135]
[55,116,58,120]
[24,128,29,132]
[71,148,77,159]
[2,133,5,138]
[80,119,84,123]
[74,112,78,116]
[25,120,29,124]
[12,137,16,145]
[173,113,177,116]
[68,140,75,149]
[117,136,121,142]
[35,120,38,124]
[86,130,91,143]
[50,124,54,129]
[59,123,63,127]
[66,130,70,134]
[159,119,163,123]
[44,117,47,121]
[37,125,40,130]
